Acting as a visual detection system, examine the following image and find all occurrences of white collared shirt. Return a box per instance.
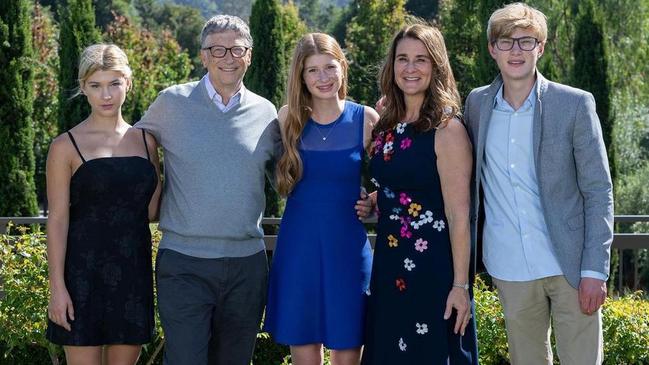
[203,74,245,113]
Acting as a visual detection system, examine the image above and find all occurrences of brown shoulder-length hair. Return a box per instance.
[276,33,348,197]
[375,23,460,134]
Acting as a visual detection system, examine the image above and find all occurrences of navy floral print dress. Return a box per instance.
[46,130,157,346]
[362,122,478,364]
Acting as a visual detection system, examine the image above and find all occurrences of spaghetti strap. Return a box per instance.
[67,132,86,163]
[141,129,151,161]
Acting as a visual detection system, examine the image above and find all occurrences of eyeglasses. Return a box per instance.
[201,45,250,58]
[493,36,539,51]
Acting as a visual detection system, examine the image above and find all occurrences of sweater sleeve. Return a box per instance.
[134,91,169,142]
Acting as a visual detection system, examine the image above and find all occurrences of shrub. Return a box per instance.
[1,227,648,364]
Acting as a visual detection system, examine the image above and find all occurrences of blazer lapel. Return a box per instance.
[476,76,503,182]
[533,72,548,167]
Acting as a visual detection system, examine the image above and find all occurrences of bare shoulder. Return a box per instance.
[277,105,289,130]
[363,105,380,124]
[49,132,75,158]
[143,130,158,149]
[435,118,471,151]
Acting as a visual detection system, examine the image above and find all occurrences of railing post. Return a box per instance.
[618,249,624,293]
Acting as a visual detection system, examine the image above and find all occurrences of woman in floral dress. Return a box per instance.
[361,23,479,364]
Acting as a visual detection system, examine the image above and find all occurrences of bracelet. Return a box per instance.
[453,282,469,290]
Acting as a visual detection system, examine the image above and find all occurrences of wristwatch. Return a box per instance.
[452,282,469,290]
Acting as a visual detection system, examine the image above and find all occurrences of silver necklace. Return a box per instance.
[312,117,340,141]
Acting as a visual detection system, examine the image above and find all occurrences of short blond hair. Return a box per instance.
[487,3,547,43]
[77,44,132,94]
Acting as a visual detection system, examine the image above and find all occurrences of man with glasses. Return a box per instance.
[464,3,613,364]
[135,15,279,365]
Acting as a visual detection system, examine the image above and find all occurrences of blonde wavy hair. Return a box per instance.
[276,33,348,197]
[375,23,460,134]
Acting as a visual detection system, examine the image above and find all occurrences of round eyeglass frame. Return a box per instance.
[202,45,251,58]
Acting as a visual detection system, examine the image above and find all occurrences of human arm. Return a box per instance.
[573,92,613,313]
[145,132,162,222]
[436,118,473,335]
[45,137,75,331]
[355,106,380,219]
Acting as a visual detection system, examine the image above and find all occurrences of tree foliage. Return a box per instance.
[475,0,509,86]
[104,14,192,123]
[57,0,101,132]
[346,0,406,105]
[136,1,205,78]
[246,0,287,221]
[438,0,481,98]
[32,3,60,207]
[0,0,39,216]
[405,0,438,20]
[572,0,614,180]
[246,0,286,108]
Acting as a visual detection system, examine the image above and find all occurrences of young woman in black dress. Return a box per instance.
[46,44,161,365]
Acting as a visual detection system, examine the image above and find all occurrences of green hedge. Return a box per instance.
[1,227,648,364]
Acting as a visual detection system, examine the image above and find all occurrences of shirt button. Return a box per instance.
[510,164,516,169]
[514,112,519,117]
[511,138,516,143]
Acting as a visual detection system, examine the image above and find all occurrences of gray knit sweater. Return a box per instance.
[135,78,279,258]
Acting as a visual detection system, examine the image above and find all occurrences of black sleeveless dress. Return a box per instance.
[46,129,157,346]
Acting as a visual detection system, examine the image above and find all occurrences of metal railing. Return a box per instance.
[2,215,648,290]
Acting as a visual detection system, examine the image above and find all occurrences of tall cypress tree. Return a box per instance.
[0,0,39,216]
[572,0,614,180]
[57,0,101,132]
[245,0,286,223]
[476,0,509,86]
[246,0,285,108]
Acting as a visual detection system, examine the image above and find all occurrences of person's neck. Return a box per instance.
[403,94,424,122]
[209,77,242,106]
[85,112,127,132]
[310,97,345,125]
[502,73,536,111]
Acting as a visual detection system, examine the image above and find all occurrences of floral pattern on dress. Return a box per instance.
[368,122,457,359]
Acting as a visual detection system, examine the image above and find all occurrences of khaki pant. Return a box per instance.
[493,275,603,365]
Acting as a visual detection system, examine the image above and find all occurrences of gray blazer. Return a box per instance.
[464,73,614,289]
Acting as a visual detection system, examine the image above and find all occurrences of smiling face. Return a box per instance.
[81,70,129,118]
[489,27,544,84]
[200,30,252,92]
[302,53,343,101]
[393,37,432,98]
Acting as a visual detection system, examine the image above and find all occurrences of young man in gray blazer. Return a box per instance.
[464,3,613,364]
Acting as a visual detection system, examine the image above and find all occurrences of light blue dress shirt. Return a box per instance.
[482,83,606,282]
[203,74,244,113]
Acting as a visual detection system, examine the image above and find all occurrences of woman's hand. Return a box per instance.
[48,286,74,331]
[444,286,471,336]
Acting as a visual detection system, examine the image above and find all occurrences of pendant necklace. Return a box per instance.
[312,117,340,141]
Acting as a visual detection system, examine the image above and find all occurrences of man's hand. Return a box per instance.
[355,190,376,220]
[375,96,386,114]
[578,277,607,315]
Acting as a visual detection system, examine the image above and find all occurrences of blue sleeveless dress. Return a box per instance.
[362,123,478,364]
[264,101,373,349]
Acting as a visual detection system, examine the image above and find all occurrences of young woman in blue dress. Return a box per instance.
[46,44,161,365]
[264,33,379,365]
